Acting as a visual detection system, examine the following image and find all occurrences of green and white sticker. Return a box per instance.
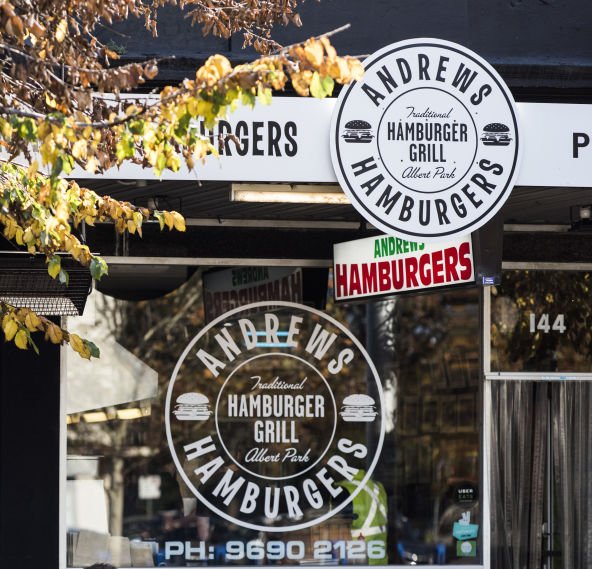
[457,540,477,557]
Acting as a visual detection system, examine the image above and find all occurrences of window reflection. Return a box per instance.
[368,291,480,565]
[491,270,592,372]
[66,274,481,566]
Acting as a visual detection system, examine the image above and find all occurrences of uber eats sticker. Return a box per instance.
[330,38,521,241]
[166,301,384,532]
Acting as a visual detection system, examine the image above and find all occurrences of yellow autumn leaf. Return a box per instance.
[291,70,313,97]
[328,58,350,83]
[72,139,87,160]
[26,160,39,179]
[320,36,337,61]
[196,100,214,117]
[45,92,58,109]
[14,329,28,350]
[22,228,34,244]
[133,211,143,237]
[40,138,58,166]
[85,155,99,174]
[79,343,91,360]
[69,333,84,353]
[187,98,199,117]
[55,18,67,43]
[209,54,232,78]
[347,58,365,82]
[47,323,63,344]
[15,227,23,246]
[37,121,51,139]
[171,211,186,232]
[3,318,18,341]
[15,308,28,323]
[24,311,40,332]
[163,211,174,230]
[4,217,16,239]
[304,39,324,67]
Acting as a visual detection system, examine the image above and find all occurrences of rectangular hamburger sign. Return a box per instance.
[333,233,474,301]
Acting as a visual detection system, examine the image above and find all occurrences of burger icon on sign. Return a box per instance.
[340,394,378,422]
[342,119,374,143]
[173,392,212,421]
[481,122,512,146]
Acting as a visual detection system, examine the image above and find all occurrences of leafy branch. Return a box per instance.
[0,1,364,359]
[0,161,186,357]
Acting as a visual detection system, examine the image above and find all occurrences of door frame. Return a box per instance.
[482,261,592,569]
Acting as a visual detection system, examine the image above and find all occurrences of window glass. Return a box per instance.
[490,270,592,372]
[65,273,481,566]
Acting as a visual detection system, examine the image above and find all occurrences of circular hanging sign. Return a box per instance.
[330,38,521,241]
[165,301,384,532]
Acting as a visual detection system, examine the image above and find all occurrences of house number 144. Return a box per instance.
[529,313,566,334]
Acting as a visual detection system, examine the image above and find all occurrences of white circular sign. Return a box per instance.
[330,38,521,241]
[165,301,384,532]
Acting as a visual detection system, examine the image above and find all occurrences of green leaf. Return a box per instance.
[58,268,69,286]
[47,111,65,125]
[47,255,61,279]
[89,257,108,280]
[24,329,39,355]
[85,340,100,358]
[154,211,165,230]
[61,154,74,175]
[116,135,135,163]
[128,119,145,136]
[173,112,191,142]
[310,72,334,99]
[241,90,256,109]
[155,152,166,177]
[18,119,37,141]
[257,86,272,106]
[321,75,335,96]
[50,155,63,179]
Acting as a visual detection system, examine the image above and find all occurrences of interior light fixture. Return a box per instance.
[82,411,109,423]
[231,184,350,204]
[116,408,144,420]
[570,204,592,232]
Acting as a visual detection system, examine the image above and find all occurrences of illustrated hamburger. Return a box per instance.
[342,119,374,143]
[481,123,511,146]
[173,392,212,421]
[340,394,378,422]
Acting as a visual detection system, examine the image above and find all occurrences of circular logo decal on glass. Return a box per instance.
[330,38,521,240]
[165,301,384,532]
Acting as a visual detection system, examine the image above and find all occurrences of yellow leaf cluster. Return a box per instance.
[0,163,185,286]
[287,36,364,95]
[69,333,91,359]
[195,54,233,87]
[0,301,97,360]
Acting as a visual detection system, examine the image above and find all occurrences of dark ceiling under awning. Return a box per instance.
[79,178,592,226]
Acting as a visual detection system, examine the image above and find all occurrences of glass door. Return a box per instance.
[489,380,592,569]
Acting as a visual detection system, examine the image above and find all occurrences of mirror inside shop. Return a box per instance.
[65,271,481,567]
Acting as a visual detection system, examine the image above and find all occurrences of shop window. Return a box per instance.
[490,270,592,373]
[64,272,481,567]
